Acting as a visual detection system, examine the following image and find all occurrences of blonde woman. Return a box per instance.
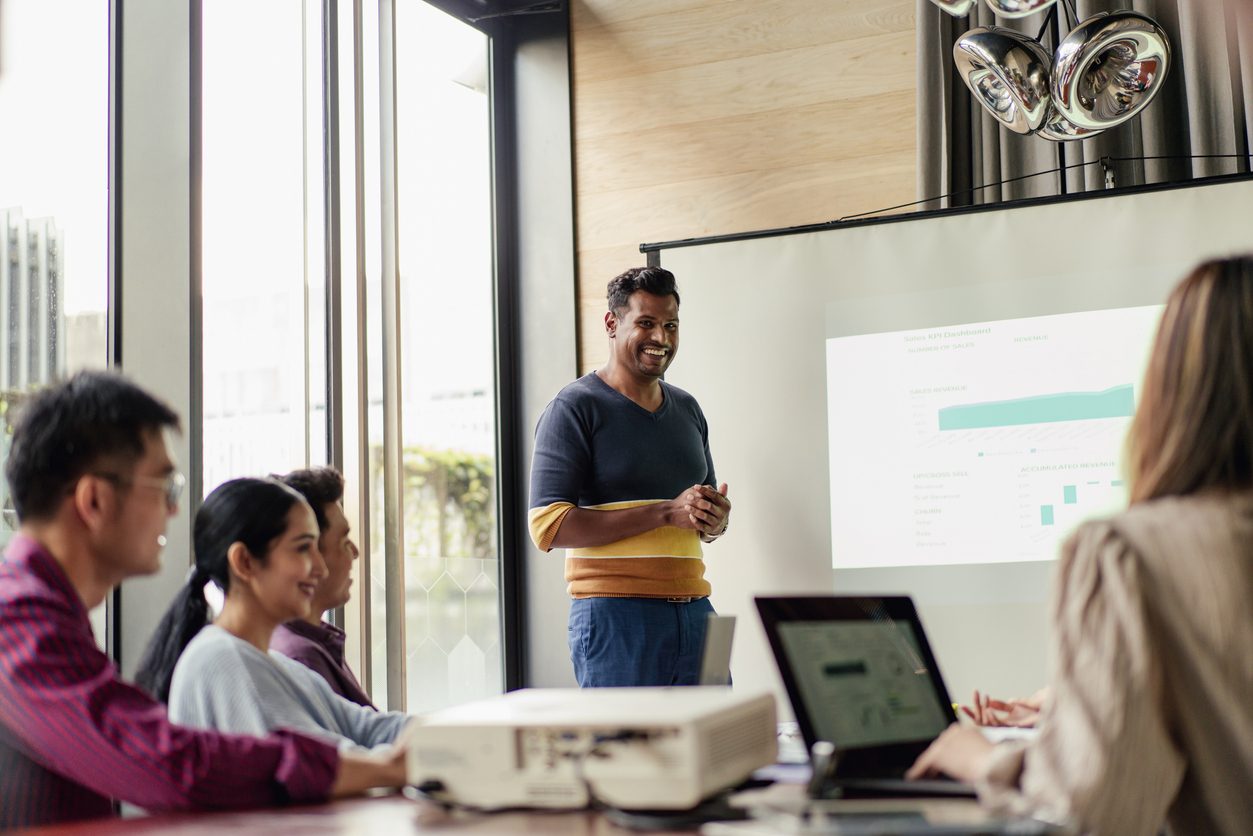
[909,256,1253,835]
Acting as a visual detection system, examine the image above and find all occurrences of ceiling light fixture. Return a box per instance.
[931,0,1171,141]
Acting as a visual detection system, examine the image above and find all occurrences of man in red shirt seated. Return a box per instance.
[0,372,406,828]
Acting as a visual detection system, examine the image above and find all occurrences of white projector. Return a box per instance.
[405,687,777,811]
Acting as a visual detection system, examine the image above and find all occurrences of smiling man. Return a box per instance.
[528,266,731,687]
[273,467,373,708]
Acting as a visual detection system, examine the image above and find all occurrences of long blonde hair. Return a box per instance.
[1127,256,1253,503]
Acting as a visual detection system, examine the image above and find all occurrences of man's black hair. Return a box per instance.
[4,371,180,522]
[607,266,681,317]
[275,466,345,534]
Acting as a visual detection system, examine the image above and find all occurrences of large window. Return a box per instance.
[0,1,109,638]
[392,1,499,712]
[198,0,505,712]
[201,0,327,490]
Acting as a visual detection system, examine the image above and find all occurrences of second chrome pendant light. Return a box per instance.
[931,0,1171,141]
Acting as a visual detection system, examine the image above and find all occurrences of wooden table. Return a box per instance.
[22,793,699,835]
[23,786,1038,835]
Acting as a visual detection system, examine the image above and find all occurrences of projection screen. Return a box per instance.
[654,175,1253,710]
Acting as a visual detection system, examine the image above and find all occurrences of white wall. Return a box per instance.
[515,30,580,688]
[115,0,195,677]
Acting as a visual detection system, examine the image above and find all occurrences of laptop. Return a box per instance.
[698,614,736,686]
[755,595,976,798]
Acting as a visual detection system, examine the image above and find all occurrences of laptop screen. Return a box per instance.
[756,596,958,759]
[776,618,951,749]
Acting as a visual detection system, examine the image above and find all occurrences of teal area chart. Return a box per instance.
[825,306,1163,569]
[937,385,1135,431]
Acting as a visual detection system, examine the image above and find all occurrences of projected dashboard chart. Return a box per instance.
[826,306,1162,569]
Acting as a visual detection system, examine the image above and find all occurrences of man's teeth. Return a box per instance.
[643,348,667,356]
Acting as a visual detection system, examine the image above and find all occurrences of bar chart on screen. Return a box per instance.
[826,305,1162,569]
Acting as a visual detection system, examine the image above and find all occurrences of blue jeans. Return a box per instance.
[568,596,715,687]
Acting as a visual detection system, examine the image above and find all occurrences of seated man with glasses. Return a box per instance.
[0,371,406,828]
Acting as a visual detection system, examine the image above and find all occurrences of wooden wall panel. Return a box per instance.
[572,0,915,81]
[575,32,915,140]
[576,149,917,253]
[571,0,918,372]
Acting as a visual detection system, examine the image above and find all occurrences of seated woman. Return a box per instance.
[136,478,408,750]
[908,256,1253,835]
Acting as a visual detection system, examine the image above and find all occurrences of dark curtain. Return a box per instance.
[918,0,1253,208]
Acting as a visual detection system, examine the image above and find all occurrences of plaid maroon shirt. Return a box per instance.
[0,535,340,828]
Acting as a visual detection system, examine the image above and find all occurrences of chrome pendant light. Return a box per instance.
[953,27,1053,134]
[1037,107,1105,142]
[983,0,1057,20]
[936,0,1171,141]
[927,0,979,17]
[1052,11,1172,131]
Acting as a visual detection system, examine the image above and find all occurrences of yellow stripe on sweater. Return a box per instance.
[528,499,704,558]
[528,502,574,552]
[573,499,702,559]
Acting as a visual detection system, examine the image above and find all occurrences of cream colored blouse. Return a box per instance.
[977,492,1253,835]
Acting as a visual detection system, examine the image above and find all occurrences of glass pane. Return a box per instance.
[335,0,367,686]
[359,0,388,709]
[0,1,109,641]
[201,0,326,494]
[394,1,500,713]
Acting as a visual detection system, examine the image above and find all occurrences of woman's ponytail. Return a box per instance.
[133,571,212,703]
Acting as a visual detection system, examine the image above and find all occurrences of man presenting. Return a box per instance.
[529,266,731,687]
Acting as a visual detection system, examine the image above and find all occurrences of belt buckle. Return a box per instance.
[666,596,694,604]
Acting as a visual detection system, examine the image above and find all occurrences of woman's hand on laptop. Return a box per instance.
[905,724,994,785]
[961,688,1048,728]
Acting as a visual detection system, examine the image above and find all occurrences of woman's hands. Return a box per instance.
[961,688,1048,728]
[908,687,1049,786]
[905,723,995,785]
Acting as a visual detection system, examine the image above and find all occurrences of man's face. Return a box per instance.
[313,501,358,613]
[94,430,178,580]
[609,291,679,380]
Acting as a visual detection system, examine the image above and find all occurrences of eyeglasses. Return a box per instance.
[93,470,186,508]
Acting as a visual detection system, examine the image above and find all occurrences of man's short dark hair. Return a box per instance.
[4,371,181,522]
[275,467,345,534]
[607,267,681,318]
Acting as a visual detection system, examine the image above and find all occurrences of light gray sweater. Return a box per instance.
[168,625,407,751]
